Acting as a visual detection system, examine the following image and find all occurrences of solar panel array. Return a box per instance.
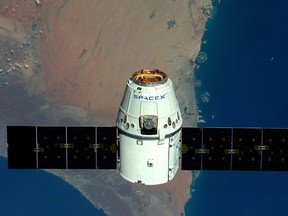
[8,126,288,172]
[181,127,288,171]
[7,126,117,169]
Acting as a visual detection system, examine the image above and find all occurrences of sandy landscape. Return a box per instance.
[0,0,212,215]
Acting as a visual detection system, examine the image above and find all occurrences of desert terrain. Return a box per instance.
[0,0,212,215]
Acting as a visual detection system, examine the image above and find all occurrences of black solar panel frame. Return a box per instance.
[181,127,202,170]
[7,126,37,169]
[202,128,232,170]
[67,127,96,169]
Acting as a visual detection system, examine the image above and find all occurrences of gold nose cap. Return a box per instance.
[131,69,167,86]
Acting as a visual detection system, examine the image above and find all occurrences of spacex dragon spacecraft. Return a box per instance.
[116,69,183,185]
[7,69,288,186]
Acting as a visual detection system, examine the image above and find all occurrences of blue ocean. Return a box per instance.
[185,1,288,215]
[0,157,106,216]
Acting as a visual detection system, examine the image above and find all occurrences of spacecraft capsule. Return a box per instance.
[116,69,183,185]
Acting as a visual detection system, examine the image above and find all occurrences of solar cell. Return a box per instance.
[96,127,117,169]
[37,127,66,169]
[67,127,96,169]
[202,128,232,170]
[181,127,202,170]
[232,128,261,171]
[262,129,288,171]
[7,126,37,168]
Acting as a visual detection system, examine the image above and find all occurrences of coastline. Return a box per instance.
[0,0,213,215]
[37,1,212,214]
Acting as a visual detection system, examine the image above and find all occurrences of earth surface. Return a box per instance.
[0,0,212,215]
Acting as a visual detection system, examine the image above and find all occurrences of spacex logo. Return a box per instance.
[133,94,166,101]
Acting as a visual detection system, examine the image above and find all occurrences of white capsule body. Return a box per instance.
[116,70,182,185]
